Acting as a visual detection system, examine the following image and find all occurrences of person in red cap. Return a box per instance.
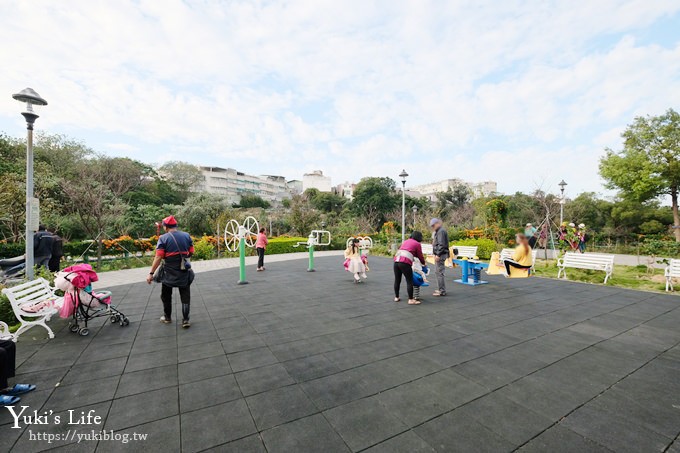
[146,215,195,328]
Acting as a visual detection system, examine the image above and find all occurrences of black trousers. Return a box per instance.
[48,255,62,272]
[256,247,265,268]
[0,340,16,389]
[503,259,532,275]
[161,284,191,320]
[394,262,414,299]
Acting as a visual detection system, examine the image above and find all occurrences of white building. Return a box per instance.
[287,180,303,194]
[302,170,332,192]
[336,181,356,200]
[196,167,291,205]
[411,178,497,202]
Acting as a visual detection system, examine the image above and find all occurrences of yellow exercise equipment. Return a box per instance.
[487,252,532,278]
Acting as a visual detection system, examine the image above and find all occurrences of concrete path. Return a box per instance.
[95,250,345,287]
[2,256,680,452]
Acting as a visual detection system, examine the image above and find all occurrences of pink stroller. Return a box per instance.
[54,264,129,336]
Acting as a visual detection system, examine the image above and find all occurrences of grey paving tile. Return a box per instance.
[246,384,318,430]
[175,339,223,361]
[12,400,111,452]
[283,353,341,382]
[517,425,616,453]
[60,357,127,385]
[364,430,436,453]
[301,370,372,410]
[228,346,279,372]
[180,399,256,452]
[324,395,409,451]
[95,415,180,452]
[106,387,179,431]
[222,334,266,353]
[178,355,231,384]
[45,375,119,412]
[562,404,670,452]
[261,414,350,453]
[124,349,177,373]
[235,363,295,396]
[414,409,515,452]
[455,392,554,445]
[202,434,267,452]
[116,364,178,398]
[179,374,241,413]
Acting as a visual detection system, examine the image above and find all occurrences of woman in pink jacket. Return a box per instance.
[256,228,268,271]
[393,231,426,305]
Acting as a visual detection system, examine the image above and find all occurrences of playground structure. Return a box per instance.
[295,228,331,272]
[224,216,259,284]
[346,236,373,251]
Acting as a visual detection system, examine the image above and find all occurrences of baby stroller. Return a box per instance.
[54,264,129,336]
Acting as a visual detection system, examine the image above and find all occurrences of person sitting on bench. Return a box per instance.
[0,340,37,406]
[501,234,533,276]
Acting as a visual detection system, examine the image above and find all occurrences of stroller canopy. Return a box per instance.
[61,264,99,289]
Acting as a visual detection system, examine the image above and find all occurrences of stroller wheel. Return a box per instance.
[78,328,90,336]
[121,318,130,327]
[110,315,120,323]
[69,324,79,333]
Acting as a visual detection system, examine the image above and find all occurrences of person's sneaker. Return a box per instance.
[160,316,172,324]
[182,319,191,329]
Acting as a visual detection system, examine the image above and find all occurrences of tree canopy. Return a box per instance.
[600,108,680,241]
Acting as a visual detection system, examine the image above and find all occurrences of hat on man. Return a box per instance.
[162,215,178,227]
[429,218,441,227]
[526,223,532,227]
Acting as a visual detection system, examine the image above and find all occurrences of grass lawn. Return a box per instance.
[532,259,675,294]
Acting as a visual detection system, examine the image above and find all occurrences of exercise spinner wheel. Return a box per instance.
[295,228,331,272]
[224,216,259,284]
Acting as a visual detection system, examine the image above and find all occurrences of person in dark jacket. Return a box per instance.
[146,216,195,328]
[47,228,64,272]
[33,225,54,269]
[430,218,449,297]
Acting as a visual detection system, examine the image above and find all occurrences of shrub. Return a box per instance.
[450,238,498,259]
[266,237,311,255]
[193,237,216,260]
[0,291,16,325]
[0,242,25,259]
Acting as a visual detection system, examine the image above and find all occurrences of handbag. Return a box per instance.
[153,261,165,283]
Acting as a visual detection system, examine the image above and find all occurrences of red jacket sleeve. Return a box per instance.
[415,243,426,265]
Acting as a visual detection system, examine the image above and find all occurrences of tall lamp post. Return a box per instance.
[12,88,48,280]
[558,179,567,225]
[399,170,408,242]
[412,205,417,227]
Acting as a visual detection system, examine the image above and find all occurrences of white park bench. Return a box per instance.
[1,278,61,340]
[450,245,478,258]
[557,252,615,284]
[500,248,539,271]
[664,259,680,292]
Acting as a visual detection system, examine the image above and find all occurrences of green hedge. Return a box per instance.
[0,242,24,259]
[450,238,498,260]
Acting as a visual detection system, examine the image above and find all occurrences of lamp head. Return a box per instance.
[412,205,417,213]
[399,169,408,184]
[558,179,567,190]
[12,88,47,127]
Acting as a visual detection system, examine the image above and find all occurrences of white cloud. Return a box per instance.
[0,0,678,195]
